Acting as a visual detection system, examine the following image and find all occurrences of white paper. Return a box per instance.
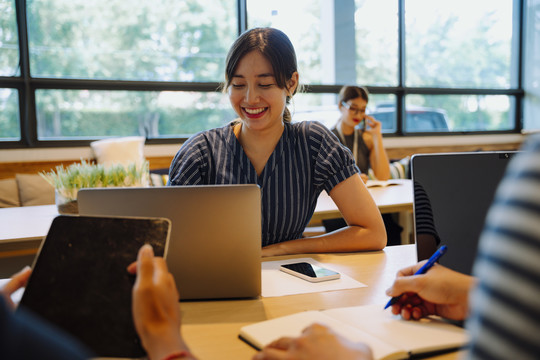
[261,257,367,297]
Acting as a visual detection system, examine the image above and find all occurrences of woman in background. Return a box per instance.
[168,28,386,256]
[327,86,401,242]
[331,86,390,181]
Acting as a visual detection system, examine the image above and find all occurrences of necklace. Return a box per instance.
[335,123,358,164]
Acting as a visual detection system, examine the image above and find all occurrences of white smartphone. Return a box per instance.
[280,262,340,282]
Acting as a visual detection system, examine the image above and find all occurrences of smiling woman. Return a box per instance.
[228,51,297,136]
[168,27,387,257]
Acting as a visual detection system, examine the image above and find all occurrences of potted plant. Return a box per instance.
[40,159,150,214]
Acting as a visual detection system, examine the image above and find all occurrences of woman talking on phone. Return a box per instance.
[168,28,386,257]
[331,86,391,182]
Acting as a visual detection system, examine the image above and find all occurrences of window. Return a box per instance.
[0,0,532,148]
[0,88,19,140]
[523,0,540,130]
[248,0,523,134]
[247,0,399,86]
[292,92,395,130]
[27,0,236,82]
[405,94,513,132]
[0,0,19,76]
[405,0,514,89]
[0,0,20,141]
[35,89,235,139]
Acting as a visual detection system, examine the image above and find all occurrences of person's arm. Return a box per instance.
[0,266,31,310]
[130,244,197,360]
[364,116,390,181]
[1,267,94,359]
[253,323,373,360]
[261,174,386,256]
[385,261,477,321]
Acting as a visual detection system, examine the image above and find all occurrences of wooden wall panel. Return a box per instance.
[0,157,174,179]
[0,140,523,180]
[385,141,523,160]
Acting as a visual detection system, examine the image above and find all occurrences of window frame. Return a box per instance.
[0,0,526,149]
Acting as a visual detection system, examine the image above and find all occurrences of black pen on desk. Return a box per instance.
[383,245,448,310]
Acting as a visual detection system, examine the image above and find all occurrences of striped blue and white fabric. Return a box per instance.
[466,134,540,360]
[168,121,359,247]
[413,180,440,245]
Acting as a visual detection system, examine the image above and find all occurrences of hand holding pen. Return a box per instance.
[384,245,475,321]
[384,245,448,310]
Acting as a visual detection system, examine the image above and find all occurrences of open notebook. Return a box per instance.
[239,304,468,360]
[365,180,402,188]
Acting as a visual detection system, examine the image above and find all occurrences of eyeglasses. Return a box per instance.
[341,101,364,116]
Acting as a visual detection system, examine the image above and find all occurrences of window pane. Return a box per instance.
[523,0,540,130]
[405,0,513,88]
[248,0,398,86]
[0,88,20,140]
[248,0,324,84]
[292,92,396,133]
[405,95,513,132]
[27,0,236,81]
[35,90,236,139]
[0,0,19,76]
[354,0,398,86]
[292,93,341,128]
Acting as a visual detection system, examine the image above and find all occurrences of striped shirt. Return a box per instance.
[413,180,441,244]
[466,135,540,360]
[168,121,359,247]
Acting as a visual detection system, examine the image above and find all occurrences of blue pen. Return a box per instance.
[384,245,448,310]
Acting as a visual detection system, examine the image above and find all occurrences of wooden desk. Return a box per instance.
[313,179,413,220]
[310,179,414,243]
[0,181,413,252]
[1,245,462,359]
[0,205,58,276]
[180,245,463,359]
[0,205,58,257]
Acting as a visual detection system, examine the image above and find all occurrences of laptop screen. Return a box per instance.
[411,151,517,274]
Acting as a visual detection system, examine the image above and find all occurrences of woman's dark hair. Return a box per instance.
[224,27,299,122]
[338,86,369,105]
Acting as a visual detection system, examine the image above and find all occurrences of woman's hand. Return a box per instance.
[363,115,390,180]
[363,115,382,136]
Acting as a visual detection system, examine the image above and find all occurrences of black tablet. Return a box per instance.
[18,215,171,358]
[411,151,517,274]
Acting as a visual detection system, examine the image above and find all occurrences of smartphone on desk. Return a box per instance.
[280,262,340,282]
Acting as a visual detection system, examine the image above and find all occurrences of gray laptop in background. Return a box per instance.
[78,184,262,300]
[411,151,517,275]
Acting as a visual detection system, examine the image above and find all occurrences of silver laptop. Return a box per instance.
[78,184,262,300]
[411,151,517,274]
